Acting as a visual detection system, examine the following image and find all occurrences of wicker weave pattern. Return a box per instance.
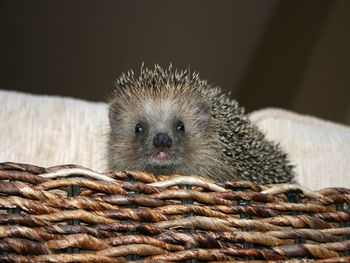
[0,162,349,262]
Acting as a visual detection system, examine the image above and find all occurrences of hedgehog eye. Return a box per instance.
[135,123,144,135]
[176,121,185,132]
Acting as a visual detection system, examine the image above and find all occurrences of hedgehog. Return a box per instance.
[108,64,294,184]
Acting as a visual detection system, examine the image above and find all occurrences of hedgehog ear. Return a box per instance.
[108,102,122,130]
[197,100,211,129]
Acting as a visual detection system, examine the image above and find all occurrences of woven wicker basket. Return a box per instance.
[0,162,349,262]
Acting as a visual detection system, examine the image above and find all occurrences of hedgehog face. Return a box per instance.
[108,93,213,175]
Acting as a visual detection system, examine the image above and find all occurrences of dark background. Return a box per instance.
[1,0,350,124]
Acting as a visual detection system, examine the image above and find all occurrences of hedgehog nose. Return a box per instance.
[153,133,172,148]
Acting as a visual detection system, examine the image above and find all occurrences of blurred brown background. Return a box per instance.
[1,0,349,124]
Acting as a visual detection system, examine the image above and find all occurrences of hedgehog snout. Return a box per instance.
[153,133,173,148]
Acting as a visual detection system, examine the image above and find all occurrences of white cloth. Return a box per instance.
[0,90,108,172]
[1,90,349,190]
